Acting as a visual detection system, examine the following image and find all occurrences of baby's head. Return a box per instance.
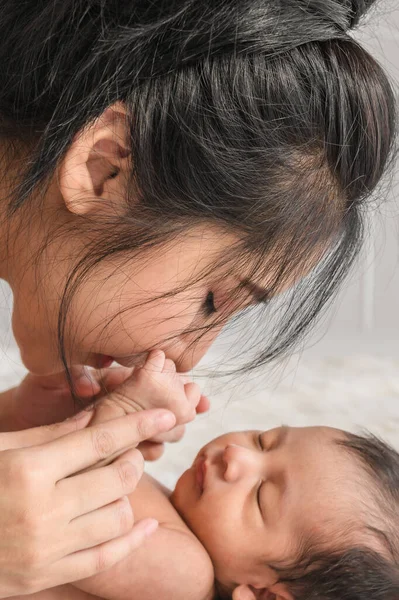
[171,426,399,600]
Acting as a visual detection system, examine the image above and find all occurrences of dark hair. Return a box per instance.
[270,432,399,600]
[0,0,396,371]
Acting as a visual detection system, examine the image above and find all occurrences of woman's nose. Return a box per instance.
[222,444,261,483]
[175,326,224,371]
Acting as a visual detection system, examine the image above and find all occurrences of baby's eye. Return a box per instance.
[257,481,264,515]
[258,433,264,450]
[203,291,217,317]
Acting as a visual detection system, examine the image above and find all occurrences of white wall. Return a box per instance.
[304,1,399,356]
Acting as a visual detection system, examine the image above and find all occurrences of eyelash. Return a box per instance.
[257,481,263,513]
[203,291,217,316]
[257,434,264,512]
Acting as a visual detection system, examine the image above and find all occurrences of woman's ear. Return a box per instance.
[58,101,131,216]
[232,583,294,600]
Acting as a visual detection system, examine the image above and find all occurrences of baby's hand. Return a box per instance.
[90,350,202,428]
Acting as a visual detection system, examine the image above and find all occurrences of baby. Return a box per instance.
[16,353,399,600]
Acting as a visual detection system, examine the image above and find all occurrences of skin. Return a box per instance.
[171,426,365,599]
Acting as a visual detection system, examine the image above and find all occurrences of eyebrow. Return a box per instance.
[241,279,270,303]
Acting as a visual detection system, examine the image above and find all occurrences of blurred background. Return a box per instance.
[0,0,397,487]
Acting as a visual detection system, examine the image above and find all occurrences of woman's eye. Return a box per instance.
[203,291,217,316]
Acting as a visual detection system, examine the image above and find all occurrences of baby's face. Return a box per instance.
[171,426,361,591]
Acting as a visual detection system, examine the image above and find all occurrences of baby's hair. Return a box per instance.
[0,0,396,376]
[270,432,399,600]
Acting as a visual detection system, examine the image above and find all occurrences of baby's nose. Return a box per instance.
[222,443,259,483]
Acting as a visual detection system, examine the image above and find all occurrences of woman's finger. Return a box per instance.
[0,411,93,451]
[59,448,144,520]
[41,409,176,479]
[49,518,159,586]
[68,496,135,553]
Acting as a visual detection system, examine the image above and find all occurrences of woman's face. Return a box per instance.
[10,223,267,375]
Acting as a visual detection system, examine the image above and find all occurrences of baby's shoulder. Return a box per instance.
[161,522,216,600]
[75,473,215,600]
[133,474,215,600]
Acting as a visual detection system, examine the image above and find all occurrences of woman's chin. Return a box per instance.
[18,347,63,375]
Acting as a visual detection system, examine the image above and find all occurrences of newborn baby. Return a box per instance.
[17,353,399,600]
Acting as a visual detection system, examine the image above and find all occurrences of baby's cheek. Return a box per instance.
[170,470,192,512]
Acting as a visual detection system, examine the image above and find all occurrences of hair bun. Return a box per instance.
[347,0,378,28]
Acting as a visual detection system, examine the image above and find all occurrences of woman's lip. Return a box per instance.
[195,456,207,494]
[91,354,114,369]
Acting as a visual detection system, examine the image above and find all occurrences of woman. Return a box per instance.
[0,0,395,596]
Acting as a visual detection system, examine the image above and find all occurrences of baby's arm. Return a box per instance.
[73,474,215,600]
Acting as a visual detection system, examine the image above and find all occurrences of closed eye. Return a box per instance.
[203,291,217,317]
[257,481,264,515]
[258,433,264,450]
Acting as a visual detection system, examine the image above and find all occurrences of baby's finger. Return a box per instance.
[137,441,165,461]
[73,366,133,399]
[97,367,134,394]
[196,395,210,414]
[142,350,166,373]
[162,358,177,374]
[150,424,186,444]
[184,381,202,415]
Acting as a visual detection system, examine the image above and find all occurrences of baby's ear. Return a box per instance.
[232,583,294,600]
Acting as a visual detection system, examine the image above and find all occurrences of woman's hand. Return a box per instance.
[0,407,176,598]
